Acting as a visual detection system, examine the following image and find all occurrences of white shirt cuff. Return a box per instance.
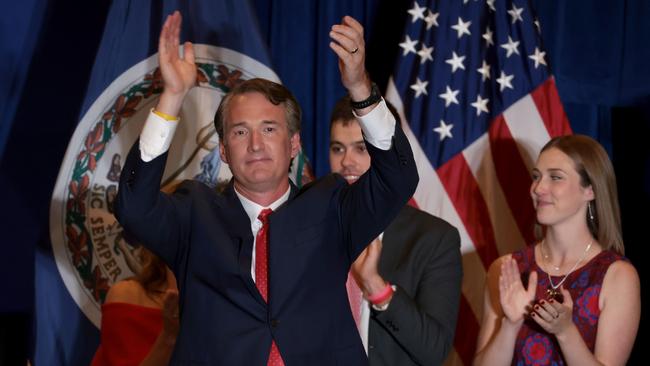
[353,99,396,151]
[139,109,179,162]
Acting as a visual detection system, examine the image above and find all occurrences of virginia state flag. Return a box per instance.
[37,1,306,364]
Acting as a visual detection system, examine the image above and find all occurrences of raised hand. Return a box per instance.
[329,16,371,106]
[157,11,196,117]
[499,256,537,325]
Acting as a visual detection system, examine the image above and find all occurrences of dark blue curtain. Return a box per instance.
[0,1,112,363]
[533,0,650,106]
[532,0,650,154]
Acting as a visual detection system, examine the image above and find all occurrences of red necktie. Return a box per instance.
[346,272,363,328]
[255,208,284,366]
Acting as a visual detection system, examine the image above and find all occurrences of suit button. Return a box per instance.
[369,345,375,350]
[271,319,280,328]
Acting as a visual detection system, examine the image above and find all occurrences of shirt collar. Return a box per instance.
[235,186,291,224]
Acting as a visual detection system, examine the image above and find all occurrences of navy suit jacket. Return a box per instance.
[115,124,418,365]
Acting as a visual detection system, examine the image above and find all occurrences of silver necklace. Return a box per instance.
[545,241,593,299]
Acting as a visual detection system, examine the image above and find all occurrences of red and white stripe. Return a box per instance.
[387,77,571,366]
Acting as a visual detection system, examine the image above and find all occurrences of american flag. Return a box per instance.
[385,0,572,364]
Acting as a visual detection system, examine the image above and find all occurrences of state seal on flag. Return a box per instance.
[49,45,279,327]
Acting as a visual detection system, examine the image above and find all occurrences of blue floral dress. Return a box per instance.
[510,245,625,366]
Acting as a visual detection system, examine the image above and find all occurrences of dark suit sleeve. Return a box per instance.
[337,122,419,264]
[373,226,462,365]
[114,140,190,271]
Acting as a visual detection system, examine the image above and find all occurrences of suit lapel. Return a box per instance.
[216,181,266,306]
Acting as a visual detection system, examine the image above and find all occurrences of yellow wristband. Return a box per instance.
[152,108,179,122]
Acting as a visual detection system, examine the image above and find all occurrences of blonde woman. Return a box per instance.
[474,135,640,366]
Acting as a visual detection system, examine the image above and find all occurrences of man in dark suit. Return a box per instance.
[115,11,418,366]
[328,97,462,365]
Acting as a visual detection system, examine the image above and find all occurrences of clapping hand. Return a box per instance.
[530,286,574,335]
[351,238,391,304]
[499,256,537,325]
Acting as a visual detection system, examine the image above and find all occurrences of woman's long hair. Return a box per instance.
[134,247,168,296]
[538,135,624,254]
